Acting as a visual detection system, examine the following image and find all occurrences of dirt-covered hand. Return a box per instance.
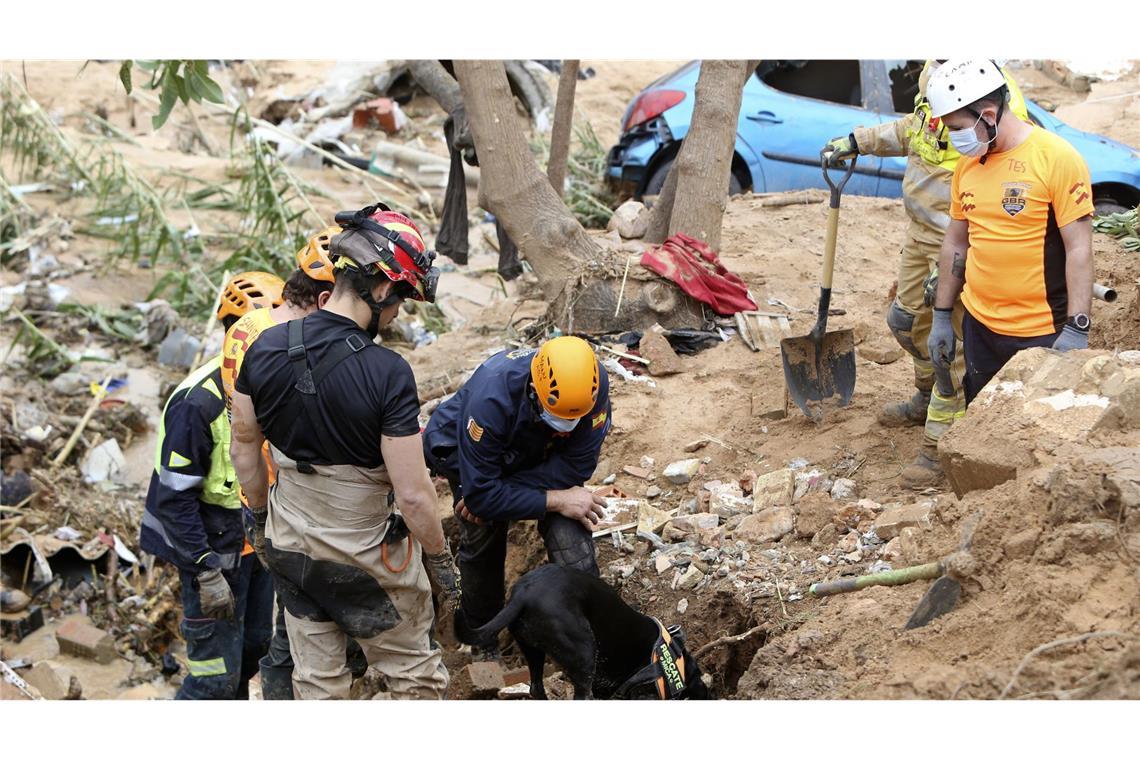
[424,540,461,613]
[242,505,268,568]
[928,308,956,372]
[197,568,235,620]
[1051,324,1089,352]
[551,487,607,532]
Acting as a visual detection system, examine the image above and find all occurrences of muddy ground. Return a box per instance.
[1,59,1138,700]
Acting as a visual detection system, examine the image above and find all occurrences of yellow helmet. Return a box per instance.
[296,226,340,284]
[530,336,600,419]
[217,271,284,323]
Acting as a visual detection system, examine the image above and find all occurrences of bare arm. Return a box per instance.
[230,390,268,510]
[934,218,970,309]
[382,433,446,555]
[1059,215,1093,317]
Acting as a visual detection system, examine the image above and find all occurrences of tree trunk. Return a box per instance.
[547,60,579,199]
[454,60,598,301]
[407,60,463,117]
[645,60,754,250]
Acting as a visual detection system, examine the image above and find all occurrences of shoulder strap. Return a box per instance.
[286,318,372,462]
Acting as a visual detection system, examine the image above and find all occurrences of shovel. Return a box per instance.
[781,153,858,418]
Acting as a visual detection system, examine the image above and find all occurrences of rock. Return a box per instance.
[860,340,905,365]
[80,439,127,484]
[602,474,616,485]
[607,200,649,240]
[158,327,202,368]
[812,523,840,549]
[637,503,672,535]
[706,480,752,517]
[623,465,652,480]
[502,667,530,688]
[751,469,795,511]
[677,598,689,614]
[672,513,719,533]
[739,469,757,495]
[751,392,787,420]
[677,565,705,591]
[1003,527,1041,559]
[1,589,32,613]
[49,371,88,395]
[608,562,636,579]
[56,617,117,664]
[830,478,859,501]
[655,554,674,574]
[23,660,81,700]
[735,508,795,544]
[898,527,922,564]
[460,661,507,698]
[118,683,163,700]
[683,438,709,453]
[662,525,688,543]
[794,469,832,502]
[859,498,884,514]
[663,459,702,485]
[835,531,859,554]
[794,493,835,539]
[646,485,662,499]
[0,470,35,507]
[882,537,903,562]
[641,327,683,377]
[872,501,936,540]
[833,501,878,530]
[640,455,656,470]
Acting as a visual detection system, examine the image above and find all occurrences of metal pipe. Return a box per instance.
[1094,283,1117,303]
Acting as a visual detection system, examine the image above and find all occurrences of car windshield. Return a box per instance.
[757,60,861,107]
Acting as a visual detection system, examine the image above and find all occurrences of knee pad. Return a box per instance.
[886,300,922,360]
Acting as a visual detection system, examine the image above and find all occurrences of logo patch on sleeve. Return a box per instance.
[466,417,485,443]
[591,411,608,430]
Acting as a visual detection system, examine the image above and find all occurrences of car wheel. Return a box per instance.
[643,158,744,198]
[1094,197,1130,216]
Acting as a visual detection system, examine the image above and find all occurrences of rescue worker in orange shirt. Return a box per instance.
[925,59,1094,405]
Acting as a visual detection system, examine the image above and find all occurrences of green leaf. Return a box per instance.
[174,73,191,105]
[136,60,160,72]
[152,82,178,130]
[119,60,134,95]
[184,68,206,101]
[196,72,225,104]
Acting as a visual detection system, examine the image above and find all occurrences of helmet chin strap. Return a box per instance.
[351,270,399,338]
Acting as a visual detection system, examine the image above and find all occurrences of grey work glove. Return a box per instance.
[424,539,461,614]
[1051,324,1089,352]
[821,133,858,165]
[928,308,956,373]
[196,567,235,620]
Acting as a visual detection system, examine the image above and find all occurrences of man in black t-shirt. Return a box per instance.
[230,206,458,699]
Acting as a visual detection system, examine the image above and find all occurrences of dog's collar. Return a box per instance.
[613,618,688,700]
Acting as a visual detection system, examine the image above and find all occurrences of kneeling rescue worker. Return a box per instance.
[139,271,284,699]
[422,335,612,659]
[230,205,458,699]
[219,228,338,700]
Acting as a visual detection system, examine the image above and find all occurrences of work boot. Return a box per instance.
[877,389,931,428]
[900,448,943,489]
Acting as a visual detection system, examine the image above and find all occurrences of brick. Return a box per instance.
[503,667,530,688]
[55,617,116,664]
[461,662,505,698]
[873,502,935,540]
[622,465,652,480]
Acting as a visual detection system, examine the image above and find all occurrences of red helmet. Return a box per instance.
[330,204,438,302]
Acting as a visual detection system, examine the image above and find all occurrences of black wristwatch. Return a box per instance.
[1067,313,1091,332]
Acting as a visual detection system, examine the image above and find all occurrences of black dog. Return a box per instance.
[455,564,710,700]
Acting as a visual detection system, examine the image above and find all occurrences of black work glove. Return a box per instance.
[242,505,268,568]
[424,538,461,613]
[196,567,235,620]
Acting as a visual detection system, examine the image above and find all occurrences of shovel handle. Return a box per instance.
[816,154,855,307]
[809,561,944,598]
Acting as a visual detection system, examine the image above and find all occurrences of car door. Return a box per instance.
[737,60,884,196]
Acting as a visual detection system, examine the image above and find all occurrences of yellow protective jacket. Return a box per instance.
[852,61,1028,246]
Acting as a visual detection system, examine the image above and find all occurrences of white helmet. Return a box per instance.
[927,59,1007,118]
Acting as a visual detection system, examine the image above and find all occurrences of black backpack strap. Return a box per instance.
[286,318,371,466]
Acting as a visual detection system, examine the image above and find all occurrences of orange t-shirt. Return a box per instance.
[221,308,281,532]
[951,126,1094,338]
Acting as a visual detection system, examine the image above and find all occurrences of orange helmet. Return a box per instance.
[296,226,339,284]
[217,271,285,323]
[530,336,600,419]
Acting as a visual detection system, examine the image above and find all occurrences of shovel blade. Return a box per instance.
[904,575,961,630]
[780,328,856,417]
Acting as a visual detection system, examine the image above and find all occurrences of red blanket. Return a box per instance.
[639,233,757,316]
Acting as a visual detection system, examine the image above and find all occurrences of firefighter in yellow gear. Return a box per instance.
[821,60,1027,488]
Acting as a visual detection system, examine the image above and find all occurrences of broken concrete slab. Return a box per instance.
[459,662,506,698]
[734,507,795,544]
[663,458,701,485]
[752,468,795,511]
[640,327,683,377]
[939,348,1140,497]
[637,504,673,535]
[677,565,705,591]
[55,617,116,664]
[872,501,936,540]
[23,660,81,700]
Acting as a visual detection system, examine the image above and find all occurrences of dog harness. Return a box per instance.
[613,619,688,699]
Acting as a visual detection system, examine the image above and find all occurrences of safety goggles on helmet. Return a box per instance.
[330,204,439,303]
